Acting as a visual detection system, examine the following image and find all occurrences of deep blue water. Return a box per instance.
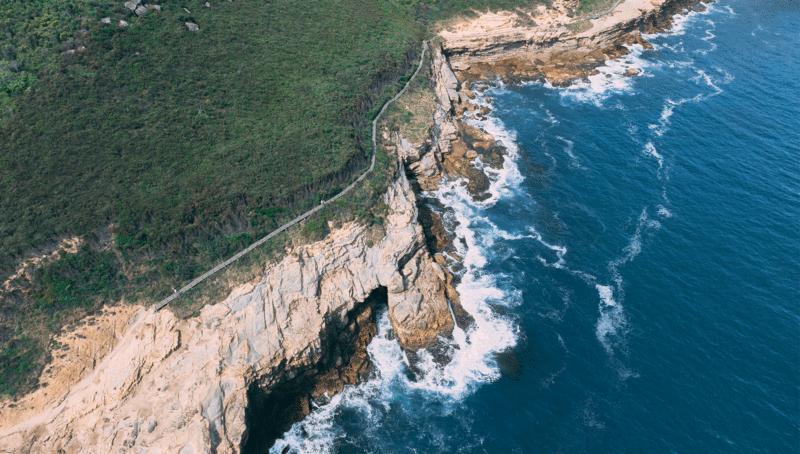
[271,1,800,452]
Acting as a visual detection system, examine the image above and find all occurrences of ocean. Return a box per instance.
[269,1,800,452]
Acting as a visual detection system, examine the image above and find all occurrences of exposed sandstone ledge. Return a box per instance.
[0,170,455,454]
[440,0,707,86]
[0,1,708,450]
[387,0,709,333]
[390,0,709,205]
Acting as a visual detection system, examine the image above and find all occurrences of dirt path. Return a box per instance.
[152,41,429,313]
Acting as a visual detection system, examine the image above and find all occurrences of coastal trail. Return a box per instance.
[152,0,631,312]
[152,41,430,312]
[0,41,431,440]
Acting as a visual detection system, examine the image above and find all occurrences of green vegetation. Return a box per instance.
[0,1,119,119]
[0,0,419,260]
[391,0,546,25]
[0,0,421,396]
[381,52,437,144]
[0,0,617,396]
[573,0,617,17]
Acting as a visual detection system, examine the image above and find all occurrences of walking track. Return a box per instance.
[153,41,430,312]
[151,0,632,313]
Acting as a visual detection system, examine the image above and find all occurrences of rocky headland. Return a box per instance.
[0,170,456,454]
[0,0,703,452]
[439,0,709,86]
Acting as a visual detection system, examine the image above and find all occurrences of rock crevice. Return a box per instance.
[0,170,454,454]
[439,0,708,86]
[0,1,707,451]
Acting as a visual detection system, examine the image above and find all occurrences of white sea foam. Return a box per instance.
[556,135,587,170]
[544,151,558,167]
[655,0,731,41]
[461,90,525,204]
[595,208,660,357]
[558,44,651,106]
[692,69,724,95]
[558,333,567,351]
[650,101,676,137]
[643,141,664,173]
[608,208,660,284]
[657,205,673,218]
[597,284,616,307]
[648,66,731,139]
[271,91,525,454]
[543,106,559,125]
[666,3,711,37]
[693,22,718,55]
[541,365,567,389]
[595,283,628,356]
[582,405,606,430]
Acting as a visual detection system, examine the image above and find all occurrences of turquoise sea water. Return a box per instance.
[270,1,800,452]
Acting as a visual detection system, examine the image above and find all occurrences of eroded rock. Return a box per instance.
[124,0,140,11]
[0,171,455,454]
[440,0,705,87]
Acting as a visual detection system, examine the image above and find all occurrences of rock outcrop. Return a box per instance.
[439,0,706,86]
[0,1,707,451]
[0,171,454,454]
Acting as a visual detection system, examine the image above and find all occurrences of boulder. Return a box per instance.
[124,0,141,11]
[0,168,458,454]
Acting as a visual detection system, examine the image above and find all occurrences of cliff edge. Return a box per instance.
[0,171,454,454]
[0,0,705,451]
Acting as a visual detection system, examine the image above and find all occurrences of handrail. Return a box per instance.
[153,41,429,312]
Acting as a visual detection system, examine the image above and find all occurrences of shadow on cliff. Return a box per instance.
[240,286,387,454]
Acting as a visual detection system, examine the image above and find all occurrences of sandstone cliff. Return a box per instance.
[439,0,706,86]
[0,0,706,451]
[0,171,454,454]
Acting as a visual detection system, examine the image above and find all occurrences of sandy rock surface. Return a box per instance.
[440,0,699,86]
[0,1,703,451]
[0,172,453,454]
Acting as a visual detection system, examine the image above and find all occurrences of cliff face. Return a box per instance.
[0,172,454,454]
[439,0,706,86]
[0,1,706,451]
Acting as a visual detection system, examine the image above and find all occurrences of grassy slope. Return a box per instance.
[0,0,594,396]
[0,0,421,396]
[1,1,418,258]
[381,52,437,145]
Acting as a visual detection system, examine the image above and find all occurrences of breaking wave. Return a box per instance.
[270,90,525,454]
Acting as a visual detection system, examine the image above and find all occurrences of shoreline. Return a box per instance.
[440,0,710,86]
[0,1,707,452]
